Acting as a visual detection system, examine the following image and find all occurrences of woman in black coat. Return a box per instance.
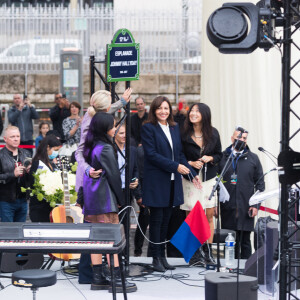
[181,103,222,264]
[141,96,201,272]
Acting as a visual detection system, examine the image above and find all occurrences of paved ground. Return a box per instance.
[0,257,273,300]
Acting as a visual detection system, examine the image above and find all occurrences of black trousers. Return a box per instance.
[149,207,173,257]
[148,181,174,258]
[134,205,149,255]
[166,206,185,257]
[235,230,252,259]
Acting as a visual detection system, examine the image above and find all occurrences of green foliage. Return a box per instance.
[70,161,78,173]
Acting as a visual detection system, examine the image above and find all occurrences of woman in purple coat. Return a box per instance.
[83,112,137,293]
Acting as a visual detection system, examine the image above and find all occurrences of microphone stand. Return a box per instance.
[208,137,242,272]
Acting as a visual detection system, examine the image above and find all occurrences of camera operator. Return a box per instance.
[8,94,39,156]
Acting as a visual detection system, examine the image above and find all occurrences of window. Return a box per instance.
[34,43,50,56]
[7,44,29,56]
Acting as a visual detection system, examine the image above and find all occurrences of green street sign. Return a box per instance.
[106,28,140,82]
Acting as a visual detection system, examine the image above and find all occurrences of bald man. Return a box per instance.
[0,126,31,222]
[219,127,265,259]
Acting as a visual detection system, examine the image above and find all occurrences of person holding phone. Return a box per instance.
[8,94,39,156]
[141,96,201,272]
[0,126,31,222]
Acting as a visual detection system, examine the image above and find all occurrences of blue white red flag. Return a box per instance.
[170,201,211,262]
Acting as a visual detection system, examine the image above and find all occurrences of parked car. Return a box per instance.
[0,38,82,64]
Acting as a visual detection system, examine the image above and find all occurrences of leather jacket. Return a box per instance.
[83,142,123,215]
[0,147,30,202]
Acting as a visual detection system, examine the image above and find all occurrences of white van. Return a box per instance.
[0,38,82,64]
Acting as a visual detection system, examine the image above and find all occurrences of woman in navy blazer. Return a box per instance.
[141,96,201,272]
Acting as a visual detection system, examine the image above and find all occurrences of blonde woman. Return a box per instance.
[75,89,132,191]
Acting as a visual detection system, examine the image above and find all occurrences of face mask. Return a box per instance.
[233,139,246,151]
[48,150,58,160]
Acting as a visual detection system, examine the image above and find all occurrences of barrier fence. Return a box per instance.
[0,3,202,74]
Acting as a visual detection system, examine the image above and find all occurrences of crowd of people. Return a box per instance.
[0,91,265,293]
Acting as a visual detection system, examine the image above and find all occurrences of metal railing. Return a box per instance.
[0,2,202,74]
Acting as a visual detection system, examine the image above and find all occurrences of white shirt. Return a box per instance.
[158,122,175,180]
[117,146,126,189]
[232,148,244,157]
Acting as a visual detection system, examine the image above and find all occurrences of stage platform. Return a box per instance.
[0,257,280,300]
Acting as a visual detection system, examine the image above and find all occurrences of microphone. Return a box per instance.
[258,147,277,160]
[258,147,278,167]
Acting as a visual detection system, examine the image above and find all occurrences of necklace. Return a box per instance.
[193,134,203,139]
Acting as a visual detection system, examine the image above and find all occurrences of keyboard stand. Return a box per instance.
[109,253,127,300]
[42,256,56,270]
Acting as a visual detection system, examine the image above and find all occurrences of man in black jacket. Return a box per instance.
[219,128,265,259]
[49,94,70,140]
[0,126,30,222]
[131,96,148,146]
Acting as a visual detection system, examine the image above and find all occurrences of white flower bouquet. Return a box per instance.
[22,169,77,208]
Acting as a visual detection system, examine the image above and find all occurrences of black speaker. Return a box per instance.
[265,221,279,292]
[0,253,44,273]
[205,273,258,300]
[244,246,265,284]
[244,221,279,285]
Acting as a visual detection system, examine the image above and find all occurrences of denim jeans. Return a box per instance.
[0,199,27,222]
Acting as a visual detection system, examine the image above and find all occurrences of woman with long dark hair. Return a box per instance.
[181,102,222,265]
[29,134,62,222]
[141,96,201,272]
[82,112,137,293]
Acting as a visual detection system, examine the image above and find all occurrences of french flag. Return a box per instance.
[170,201,211,262]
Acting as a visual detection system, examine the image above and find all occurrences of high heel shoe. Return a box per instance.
[152,257,166,272]
[201,243,216,264]
[189,249,206,267]
[160,257,175,270]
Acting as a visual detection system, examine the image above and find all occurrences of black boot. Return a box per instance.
[189,249,206,267]
[160,257,175,270]
[91,264,111,290]
[152,257,166,272]
[200,243,216,264]
[108,267,137,293]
